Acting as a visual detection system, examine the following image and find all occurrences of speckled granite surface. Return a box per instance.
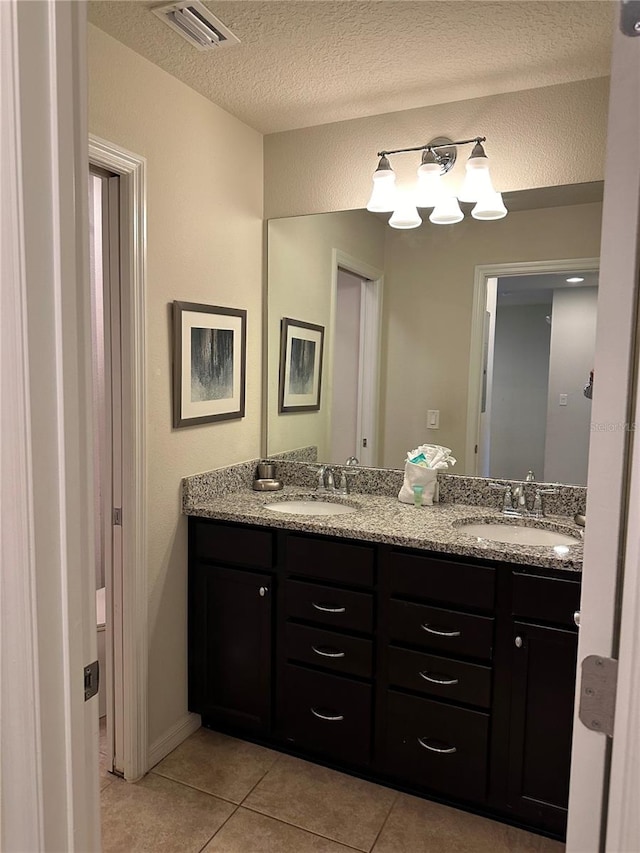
[184,485,583,572]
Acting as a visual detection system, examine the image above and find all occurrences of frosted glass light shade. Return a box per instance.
[429,195,464,225]
[415,162,443,208]
[366,173,397,212]
[459,163,495,203]
[389,195,422,229]
[366,155,397,212]
[471,191,508,220]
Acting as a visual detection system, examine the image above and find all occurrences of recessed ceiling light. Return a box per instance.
[566,276,585,283]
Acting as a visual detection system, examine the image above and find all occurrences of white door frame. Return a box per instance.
[466,257,600,476]
[331,250,384,466]
[89,135,148,782]
[568,18,640,852]
[1,1,100,849]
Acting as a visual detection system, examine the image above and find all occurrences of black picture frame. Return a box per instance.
[172,301,246,428]
[278,317,325,413]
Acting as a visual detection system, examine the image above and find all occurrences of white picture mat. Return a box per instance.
[181,310,243,418]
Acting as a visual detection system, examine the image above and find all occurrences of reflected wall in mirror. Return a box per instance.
[267,183,603,485]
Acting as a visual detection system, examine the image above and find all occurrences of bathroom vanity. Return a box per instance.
[186,482,582,840]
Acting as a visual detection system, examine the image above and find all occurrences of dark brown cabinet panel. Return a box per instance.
[189,563,273,732]
[194,521,274,568]
[512,573,581,628]
[389,551,495,611]
[285,622,373,679]
[389,600,494,660]
[387,646,492,708]
[507,621,578,834]
[280,664,372,766]
[382,690,490,803]
[285,534,374,587]
[284,579,373,633]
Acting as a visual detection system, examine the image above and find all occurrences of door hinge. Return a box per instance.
[362,438,368,448]
[113,507,122,525]
[578,655,618,737]
[621,1,640,35]
[84,660,100,701]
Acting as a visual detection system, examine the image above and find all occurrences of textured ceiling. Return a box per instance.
[88,0,614,134]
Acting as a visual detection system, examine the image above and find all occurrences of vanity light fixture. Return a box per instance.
[366,136,508,229]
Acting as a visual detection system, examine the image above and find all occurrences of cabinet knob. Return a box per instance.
[574,610,581,627]
[515,636,523,648]
[259,586,268,597]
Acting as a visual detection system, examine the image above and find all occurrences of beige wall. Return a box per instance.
[264,77,609,219]
[88,25,263,745]
[267,210,385,459]
[381,202,603,469]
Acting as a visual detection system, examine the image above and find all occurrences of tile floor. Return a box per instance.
[100,726,565,853]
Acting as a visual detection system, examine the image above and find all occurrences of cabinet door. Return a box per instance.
[507,621,578,835]
[191,563,273,733]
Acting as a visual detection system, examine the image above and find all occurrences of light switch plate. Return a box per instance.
[559,394,568,406]
[427,410,440,429]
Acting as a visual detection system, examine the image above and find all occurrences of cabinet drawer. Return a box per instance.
[285,623,373,678]
[284,579,373,634]
[285,535,374,588]
[382,690,489,803]
[281,665,372,766]
[390,600,494,660]
[512,573,581,627]
[388,646,492,709]
[193,521,274,569]
[389,551,495,611]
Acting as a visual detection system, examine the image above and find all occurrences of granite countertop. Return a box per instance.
[185,486,583,572]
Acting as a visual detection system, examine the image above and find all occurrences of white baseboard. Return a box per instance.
[147,712,201,771]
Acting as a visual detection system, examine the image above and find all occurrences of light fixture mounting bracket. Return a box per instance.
[426,137,457,175]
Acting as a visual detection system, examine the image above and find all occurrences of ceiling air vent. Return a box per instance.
[152,1,240,51]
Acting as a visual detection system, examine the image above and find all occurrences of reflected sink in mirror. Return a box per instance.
[264,499,358,516]
[455,520,581,547]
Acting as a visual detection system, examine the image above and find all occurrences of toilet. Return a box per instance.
[96,587,106,718]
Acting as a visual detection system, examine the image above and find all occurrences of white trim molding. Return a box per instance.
[465,257,600,476]
[89,134,149,781]
[148,713,201,771]
[2,1,100,849]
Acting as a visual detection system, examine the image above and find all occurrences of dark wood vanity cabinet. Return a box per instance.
[505,573,581,834]
[188,517,581,839]
[188,522,275,733]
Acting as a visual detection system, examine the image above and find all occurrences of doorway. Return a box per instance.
[478,268,599,484]
[89,134,148,784]
[466,257,600,480]
[89,165,123,777]
[330,252,383,467]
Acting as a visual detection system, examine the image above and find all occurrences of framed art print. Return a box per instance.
[278,317,324,413]
[173,301,246,428]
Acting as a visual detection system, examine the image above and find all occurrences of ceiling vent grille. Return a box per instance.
[152,1,240,51]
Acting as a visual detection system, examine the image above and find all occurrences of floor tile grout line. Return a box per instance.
[366,790,400,853]
[239,803,372,853]
[195,803,240,853]
[148,769,245,807]
[236,753,283,806]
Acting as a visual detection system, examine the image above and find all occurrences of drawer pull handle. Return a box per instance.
[421,624,461,638]
[311,707,344,722]
[312,602,346,614]
[312,645,346,659]
[419,671,459,686]
[417,737,457,755]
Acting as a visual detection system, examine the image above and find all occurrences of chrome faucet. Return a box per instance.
[490,482,558,517]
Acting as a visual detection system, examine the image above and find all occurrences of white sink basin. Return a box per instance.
[457,522,581,547]
[264,499,357,517]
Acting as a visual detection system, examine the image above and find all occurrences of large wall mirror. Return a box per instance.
[266,182,602,486]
